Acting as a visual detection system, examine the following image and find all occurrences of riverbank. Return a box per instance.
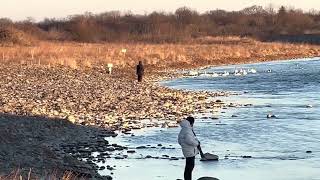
[0,63,234,179]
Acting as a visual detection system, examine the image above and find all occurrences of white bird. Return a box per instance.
[234,69,240,76]
[189,70,199,76]
[199,71,209,77]
[241,69,248,75]
[211,72,219,77]
[221,71,230,76]
[249,68,257,73]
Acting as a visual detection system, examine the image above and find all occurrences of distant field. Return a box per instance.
[0,37,320,70]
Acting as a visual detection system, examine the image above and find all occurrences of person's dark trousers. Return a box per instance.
[138,75,143,82]
[184,156,195,180]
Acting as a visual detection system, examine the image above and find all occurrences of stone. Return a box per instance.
[67,115,76,123]
[197,177,219,180]
[211,116,219,120]
[267,114,276,118]
[102,175,113,180]
[136,146,147,149]
[114,156,124,159]
[106,165,114,170]
[242,155,252,158]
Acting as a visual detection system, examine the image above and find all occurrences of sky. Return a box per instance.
[1,0,320,21]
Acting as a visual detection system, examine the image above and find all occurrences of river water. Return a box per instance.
[101,58,320,180]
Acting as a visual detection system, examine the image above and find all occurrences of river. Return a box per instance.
[100,57,320,180]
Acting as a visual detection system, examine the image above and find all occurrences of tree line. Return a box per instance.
[1,5,320,43]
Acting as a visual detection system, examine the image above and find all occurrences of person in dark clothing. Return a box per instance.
[136,61,144,82]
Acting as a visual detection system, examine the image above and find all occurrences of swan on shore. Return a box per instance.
[189,70,199,76]
[199,71,208,77]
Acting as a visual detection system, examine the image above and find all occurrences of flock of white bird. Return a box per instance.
[187,68,259,78]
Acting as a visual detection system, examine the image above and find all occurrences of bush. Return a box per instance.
[0,27,37,46]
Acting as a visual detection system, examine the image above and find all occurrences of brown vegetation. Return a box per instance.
[0,39,319,70]
[1,5,320,43]
[0,5,319,69]
[0,27,37,46]
[0,169,80,180]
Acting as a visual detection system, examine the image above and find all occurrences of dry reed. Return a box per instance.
[0,38,319,69]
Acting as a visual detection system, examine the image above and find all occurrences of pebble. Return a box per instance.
[267,114,277,118]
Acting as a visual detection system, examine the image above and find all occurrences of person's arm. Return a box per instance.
[184,133,199,147]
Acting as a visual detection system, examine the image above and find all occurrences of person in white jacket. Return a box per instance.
[178,116,200,180]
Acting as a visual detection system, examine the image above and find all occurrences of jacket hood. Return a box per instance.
[180,120,192,129]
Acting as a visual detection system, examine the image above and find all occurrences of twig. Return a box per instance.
[27,168,32,180]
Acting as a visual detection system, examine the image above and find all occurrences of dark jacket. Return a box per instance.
[136,63,144,76]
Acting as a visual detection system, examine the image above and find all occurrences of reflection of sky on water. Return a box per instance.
[101,58,320,180]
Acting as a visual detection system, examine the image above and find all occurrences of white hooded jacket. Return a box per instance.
[178,120,199,157]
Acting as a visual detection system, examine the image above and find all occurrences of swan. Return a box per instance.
[199,71,207,76]
[221,71,229,77]
[189,70,199,76]
[212,72,219,77]
[248,68,257,73]
[241,69,248,75]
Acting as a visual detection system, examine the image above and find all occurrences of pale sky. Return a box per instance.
[1,0,320,21]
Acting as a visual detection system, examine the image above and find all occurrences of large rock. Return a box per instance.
[197,177,219,180]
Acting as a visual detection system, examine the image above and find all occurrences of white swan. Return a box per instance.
[221,71,230,76]
[248,68,257,73]
[241,69,248,75]
[211,72,219,77]
[199,71,210,77]
[233,68,248,76]
[189,70,199,76]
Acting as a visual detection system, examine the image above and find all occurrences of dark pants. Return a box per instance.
[184,156,195,180]
[137,75,143,82]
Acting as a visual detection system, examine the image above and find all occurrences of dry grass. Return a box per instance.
[0,27,37,47]
[0,37,319,70]
[0,169,82,180]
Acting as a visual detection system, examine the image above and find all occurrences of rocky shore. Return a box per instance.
[0,64,239,179]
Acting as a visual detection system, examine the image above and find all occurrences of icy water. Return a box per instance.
[101,58,320,180]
